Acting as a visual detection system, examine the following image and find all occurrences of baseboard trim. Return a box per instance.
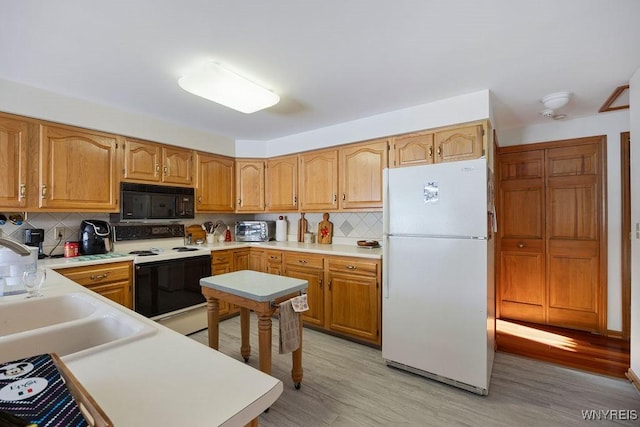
[626,369,640,394]
[607,329,624,339]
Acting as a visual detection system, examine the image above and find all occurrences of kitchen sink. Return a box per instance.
[0,292,99,336]
[0,292,156,364]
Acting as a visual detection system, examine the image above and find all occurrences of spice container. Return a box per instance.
[64,241,79,258]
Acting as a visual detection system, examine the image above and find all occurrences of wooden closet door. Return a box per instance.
[497,150,545,323]
[545,143,602,332]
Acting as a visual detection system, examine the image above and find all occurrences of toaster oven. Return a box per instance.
[235,221,276,242]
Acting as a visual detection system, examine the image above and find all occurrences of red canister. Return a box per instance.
[64,241,79,258]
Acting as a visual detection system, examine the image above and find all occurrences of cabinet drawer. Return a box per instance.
[283,252,323,270]
[56,261,131,286]
[264,250,282,263]
[211,250,233,265]
[327,257,378,276]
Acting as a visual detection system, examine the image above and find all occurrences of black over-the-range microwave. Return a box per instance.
[112,182,195,221]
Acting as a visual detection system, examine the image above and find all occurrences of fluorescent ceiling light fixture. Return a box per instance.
[178,61,279,113]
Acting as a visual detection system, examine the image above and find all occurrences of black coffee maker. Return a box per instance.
[79,220,112,255]
[24,228,45,259]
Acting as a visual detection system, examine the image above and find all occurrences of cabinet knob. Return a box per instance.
[437,146,442,157]
[19,184,26,199]
[319,278,323,289]
[428,146,433,158]
[41,185,47,198]
[90,272,109,281]
[517,242,526,248]
[155,164,160,175]
[333,194,337,204]
[163,165,168,176]
[345,265,357,270]
[298,259,308,264]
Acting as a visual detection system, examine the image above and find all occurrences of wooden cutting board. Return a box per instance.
[185,224,206,243]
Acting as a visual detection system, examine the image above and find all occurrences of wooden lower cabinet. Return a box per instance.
[283,251,381,346]
[211,250,235,318]
[55,261,133,309]
[284,252,325,328]
[264,249,283,275]
[326,257,380,345]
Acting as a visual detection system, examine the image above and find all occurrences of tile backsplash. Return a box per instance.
[0,211,382,255]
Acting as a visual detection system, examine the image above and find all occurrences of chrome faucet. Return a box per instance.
[0,236,32,256]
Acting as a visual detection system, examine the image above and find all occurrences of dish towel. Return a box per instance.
[279,300,300,354]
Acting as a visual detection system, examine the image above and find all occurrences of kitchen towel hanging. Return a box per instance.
[279,299,301,354]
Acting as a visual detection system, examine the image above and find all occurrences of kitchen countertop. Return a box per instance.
[0,271,283,426]
[39,240,382,269]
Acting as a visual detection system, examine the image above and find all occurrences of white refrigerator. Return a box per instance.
[382,158,495,395]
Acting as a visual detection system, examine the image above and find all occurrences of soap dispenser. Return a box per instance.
[224,226,232,242]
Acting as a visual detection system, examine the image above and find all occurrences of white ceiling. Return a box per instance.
[1,0,639,142]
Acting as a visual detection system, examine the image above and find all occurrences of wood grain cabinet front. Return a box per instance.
[211,250,236,317]
[0,114,30,209]
[55,261,133,309]
[326,256,381,346]
[40,124,119,211]
[283,252,325,327]
[235,159,265,212]
[123,137,193,186]
[196,152,235,212]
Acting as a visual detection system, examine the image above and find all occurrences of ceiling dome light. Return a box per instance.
[541,91,572,110]
[178,61,279,114]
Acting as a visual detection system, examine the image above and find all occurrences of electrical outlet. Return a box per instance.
[54,226,65,241]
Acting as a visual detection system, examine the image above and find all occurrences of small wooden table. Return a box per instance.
[200,270,308,388]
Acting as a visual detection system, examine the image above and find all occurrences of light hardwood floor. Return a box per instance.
[189,317,639,426]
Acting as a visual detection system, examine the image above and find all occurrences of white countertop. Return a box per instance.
[201,270,308,302]
[0,271,283,426]
[39,240,381,270]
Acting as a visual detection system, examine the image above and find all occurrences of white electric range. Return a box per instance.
[112,223,212,335]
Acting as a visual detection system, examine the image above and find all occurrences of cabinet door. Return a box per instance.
[85,280,132,309]
[286,267,324,327]
[326,271,379,343]
[235,160,265,212]
[196,153,235,212]
[249,249,265,272]
[40,125,118,210]
[264,250,283,275]
[266,155,298,211]
[391,131,434,167]
[498,150,545,323]
[435,124,484,163]
[0,115,29,208]
[123,138,162,182]
[211,261,232,317]
[339,139,387,209]
[233,249,249,271]
[299,149,338,211]
[162,146,193,185]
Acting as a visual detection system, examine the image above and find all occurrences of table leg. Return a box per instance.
[257,312,273,375]
[240,307,251,362]
[291,312,303,389]
[205,297,219,350]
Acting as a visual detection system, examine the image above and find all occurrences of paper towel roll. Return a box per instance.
[276,218,288,241]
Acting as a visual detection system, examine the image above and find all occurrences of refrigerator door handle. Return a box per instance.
[382,235,390,299]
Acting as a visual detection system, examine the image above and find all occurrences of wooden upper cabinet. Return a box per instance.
[123,138,161,181]
[435,124,484,163]
[40,124,119,211]
[123,138,193,186]
[0,115,29,209]
[266,155,298,212]
[299,149,339,211]
[235,159,265,212]
[162,146,193,185]
[339,139,388,209]
[391,123,485,167]
[391,131,434,167]
[196,152,234,212]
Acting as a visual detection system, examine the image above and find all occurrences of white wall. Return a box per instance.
[629,68,639,379]
[0,78,236,156]
[236,90,491,157]
[499,111,629,333]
